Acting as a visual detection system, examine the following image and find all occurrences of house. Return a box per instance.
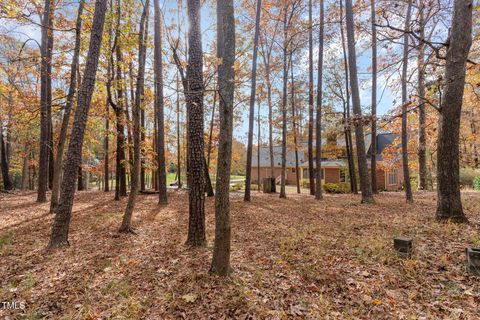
[250,133,404,191]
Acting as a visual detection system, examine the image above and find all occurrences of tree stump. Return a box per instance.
[466,247,480,276]
[394,237,412,258]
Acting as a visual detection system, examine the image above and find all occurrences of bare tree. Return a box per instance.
[37,0,54,202]
[50,0,85,212]
[345,0,374,203]
[339,0,357,194]
[307,0,315,195]
[154,0,168,204]
[48,0,108,248]
[119,0,149,233]
[436,0,472,222]
[244,0,262,202]
[417,0,427,190]
[401,0,413,203]
[370,0,378,194]
[210,0,235,276]
[185,0,206,246]
[315,0,324,200]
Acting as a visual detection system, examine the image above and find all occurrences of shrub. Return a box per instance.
[459,168,479,188]
[474,176,480,191]
[301,179,310,188]
[323,182,350,194]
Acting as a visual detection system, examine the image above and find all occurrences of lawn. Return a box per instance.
[1,190,479,319]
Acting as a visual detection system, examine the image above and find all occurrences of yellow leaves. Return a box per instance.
[232,60,241,73]
[372,298,383,306]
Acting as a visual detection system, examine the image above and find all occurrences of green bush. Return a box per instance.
[474,176,480,191]
[459,168,479,188]
[323,182,350,194]
[301,179,310,188]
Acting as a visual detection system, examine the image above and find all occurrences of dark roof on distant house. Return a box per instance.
[252,146,304,168]
[251,146,345,168]
[366,133,400,161]
[252,133,399,168]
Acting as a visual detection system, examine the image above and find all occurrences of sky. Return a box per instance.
[1,0,408,147]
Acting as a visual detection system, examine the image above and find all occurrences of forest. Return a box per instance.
[0,0,479,318]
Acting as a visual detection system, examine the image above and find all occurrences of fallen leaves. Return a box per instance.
[0,190,479,318]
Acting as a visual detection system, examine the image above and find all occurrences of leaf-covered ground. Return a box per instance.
[1,190,479,319]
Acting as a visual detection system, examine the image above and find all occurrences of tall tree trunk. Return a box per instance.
[307,0,315,195]
[436,0,472,222]
[262,53,275,182]
[185,0,206,246]
[154,0,168,204]
[210,0,235,276]
[21,146,29,191]
[119,0,149,232]
[339,0,357,194]
[315,0,324,200]
[257,97,261,191]
[77,165,84,190]
[204,157,214,197]
[0,126,13,190]
[104,101,110,191]
[37,0,54,202]
[279,6,288,199]
[176,72,182,188]
[48,0,108,248]
[401,0,413,203]
[207,81,217,169]
[291,61,300,194]
[115,41,127,198]
[140,9,150,193]
[244,0,262,202]
[370,0,378,194]
[345,0,374,203]
[417,0,427,190]
[50,0,84,212]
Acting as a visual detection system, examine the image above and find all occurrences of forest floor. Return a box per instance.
[1,190,480,319]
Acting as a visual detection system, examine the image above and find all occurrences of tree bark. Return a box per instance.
[280,6,288,199]
[417,0,427,190]
[339,0,357,194]
[119,0,149,232]
[21,146,29,191]
[50,0,84,212]
[370,0,378,194]
[210,0,235,276]
[48,0,108,248]
[315,0,324,200]
[436,0,472,223]
[307,0,315,195]
[185,0,206,246]
[204,156,214,197]
[154,0,168,204]
[291,61,300,194]
[345,0,374,203]
[0,125,13,190]
[401,0,413,203]
[244,0,262,202]
[176,72,182,188]
[140,7,150,193]
[104,100,110,191]
[37,0,54,202]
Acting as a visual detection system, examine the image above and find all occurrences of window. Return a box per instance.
[292,168,296,173]
[321,168,325,180]
[387,168,398,185]
[340,170,346,183]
